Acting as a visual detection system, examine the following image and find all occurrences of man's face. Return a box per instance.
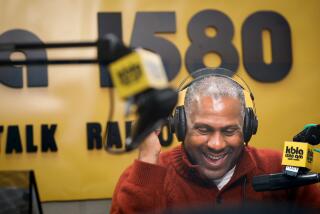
[184,96,244,180]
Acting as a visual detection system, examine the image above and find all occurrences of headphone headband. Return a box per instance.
[178,67,256,114]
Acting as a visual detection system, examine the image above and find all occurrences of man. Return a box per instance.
[110,70,320,213]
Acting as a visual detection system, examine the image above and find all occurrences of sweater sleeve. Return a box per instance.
[110,160,168,214]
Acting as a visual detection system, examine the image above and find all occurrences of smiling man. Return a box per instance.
[110,69,320,214]
[183,93,244,183]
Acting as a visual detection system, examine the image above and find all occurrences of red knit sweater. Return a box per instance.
[111,145,320,213]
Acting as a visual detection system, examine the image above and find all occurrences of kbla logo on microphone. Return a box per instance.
[285,146,304,161]
[285,146,314,162]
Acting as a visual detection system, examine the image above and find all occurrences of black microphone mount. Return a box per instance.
[293,124,320,146]
[253,172,320,192]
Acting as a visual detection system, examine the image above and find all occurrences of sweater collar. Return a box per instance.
[170,145,256,187]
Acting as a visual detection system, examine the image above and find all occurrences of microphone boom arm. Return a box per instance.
[0,34,131,66]
[253,173,320,192]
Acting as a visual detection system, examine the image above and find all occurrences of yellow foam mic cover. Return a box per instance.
[109,48,168,99]
[282,141,314,169]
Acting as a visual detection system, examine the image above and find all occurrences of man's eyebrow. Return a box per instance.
[222,125,241,130]
[193,123,211,128]
[192,124,240,130]
[225,124,240,128]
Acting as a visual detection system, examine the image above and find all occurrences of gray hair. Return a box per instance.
[184,75,245,126]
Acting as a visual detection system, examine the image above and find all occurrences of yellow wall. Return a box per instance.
[0,0,319,201]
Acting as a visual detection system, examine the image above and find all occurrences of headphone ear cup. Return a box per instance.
[167,116,175,135]
[243,109,250,144]
[243,107,258,144]
[251,110,258,135]
[173,106,187,142]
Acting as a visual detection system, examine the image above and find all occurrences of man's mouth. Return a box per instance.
[203,152,229,167]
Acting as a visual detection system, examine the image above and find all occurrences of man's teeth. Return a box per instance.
[205,153,226,160]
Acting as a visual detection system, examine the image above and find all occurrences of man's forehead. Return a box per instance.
[188,96,243,128]
[188,95,242,121]
[191,95,241,109]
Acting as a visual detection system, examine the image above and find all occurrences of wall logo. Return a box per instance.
[1,10,293,89]
[0,29,48,88]
[1,10,293,153]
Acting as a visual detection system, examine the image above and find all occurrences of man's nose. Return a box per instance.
[207,132,226,151]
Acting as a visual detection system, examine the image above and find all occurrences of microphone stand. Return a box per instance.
[253,125,320,191]
[0,34,132,66]
[253,172,320,192]
[0,34,178,153]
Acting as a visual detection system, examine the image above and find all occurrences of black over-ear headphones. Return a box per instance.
[168,67,258,144]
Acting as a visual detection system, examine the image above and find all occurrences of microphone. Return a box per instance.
[283,124,320,177]
[253,172,320,192]
[107,40,178,152]
[282,141,314,177]
[252,124,320,192]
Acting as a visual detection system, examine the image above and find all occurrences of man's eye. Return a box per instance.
[223,129,238,136]
[195,127,210,134]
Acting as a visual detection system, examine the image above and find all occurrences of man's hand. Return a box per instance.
[138,129,161,164]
